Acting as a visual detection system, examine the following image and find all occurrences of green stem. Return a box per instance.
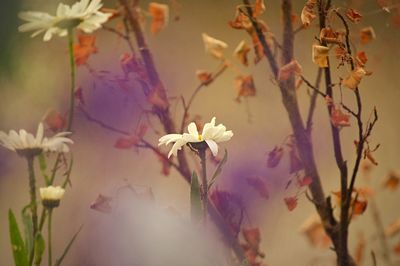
[67,29,76,131]
[27,156,38,266]
[198,148,208,225]
[47,209,53,266]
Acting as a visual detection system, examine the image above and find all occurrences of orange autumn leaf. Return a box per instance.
[253,0,266,17]
[202,33,228,59]
[394,242,400,255]
[383,171,400,190]
[147,89,169,110]
[312,44,329,68]
[229,9,252,30]
[360,26,376,45]
[320,27,343,45]
[74,86,85,106]
[278,60,302,81]
[342,67,368,90]
[331,106,350,128]
[235,75,256,102]
[114,124,148,149]
[120,53,146,79]
[73,34,98,66]
[266,146,284,168]
[301,0,317,27]
[300,215,332,248]
[385,218,400,237]
[195,70,213,85]
[233,40,251,66]
[284,196,298,211]
[246,176,269,200]
[353,198,368,215]
[298,176,313,187]
[43,109,66,132]
[149,2,169,34]
[90,194,113,213]
[356,51,368,67]
[346,8,363,23]
[241,228,266,266]
[335,46,347,60]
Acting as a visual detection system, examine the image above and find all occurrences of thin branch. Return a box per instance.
[306,69,323,132]
[180,63,228,133]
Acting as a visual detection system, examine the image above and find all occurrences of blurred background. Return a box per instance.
[1,0,400,265]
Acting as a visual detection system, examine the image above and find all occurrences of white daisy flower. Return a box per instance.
[40,186,66,208]
[159,117,233,158]
[0,122,73,157]
[18,0,111,41]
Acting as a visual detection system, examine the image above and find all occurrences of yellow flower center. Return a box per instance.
[198,134,203,141]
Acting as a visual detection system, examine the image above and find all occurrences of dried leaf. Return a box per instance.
[246,177,269,199]
[353,198,368,215]
[346,8,363,23]
[195,70,213,85]
[229,9,252,30]
[114,124,148,149]
[149,2,169,34]
[284,196,298,211]
[356,51,368,67]
[312,44,329,68]
[73,34,97,66]
[383,171,400,190]
[74,86,85,106]
[202,33,228,59]
[43,109,66,132]
[235,75,256,102]
[385,219,400,237]
[253,0,266,17]
[331,106,351,128]
[298,176,313,187]
[299,215,332,248]
[147,89,169,109]
[394,242,400,255]
[90,194,112,213]
[342,67,368,90]
[301,0,317,27]
[266,146,284,168]
[278,60,302,81]
[360,26,376,45]
[320,27,343,45]
[120,53,145,78]
[233,40,251,66]
[241,228,266,266]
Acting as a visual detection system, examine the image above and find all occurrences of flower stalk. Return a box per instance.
[27,155,38,266]
[198,148,208,224]
[47,208,53,266]
[67,28,76,131]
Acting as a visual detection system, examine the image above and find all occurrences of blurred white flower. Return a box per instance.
[159,117,233,158]
[18,0,111,41]
[0,123,73,157]
[40,186,65,208]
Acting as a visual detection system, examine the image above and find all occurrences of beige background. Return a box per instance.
[1,0,400,265]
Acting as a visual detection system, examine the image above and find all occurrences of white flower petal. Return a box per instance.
[205,139,218,156]
[187,122,199,137]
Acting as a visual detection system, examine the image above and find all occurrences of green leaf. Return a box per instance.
[34,233,45,266]
[38,153,50,185]
[55,224,83,266]
[21,206,33,257]
[190,171,202,222]
[8,209,29,266]
[208,149,228,190]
